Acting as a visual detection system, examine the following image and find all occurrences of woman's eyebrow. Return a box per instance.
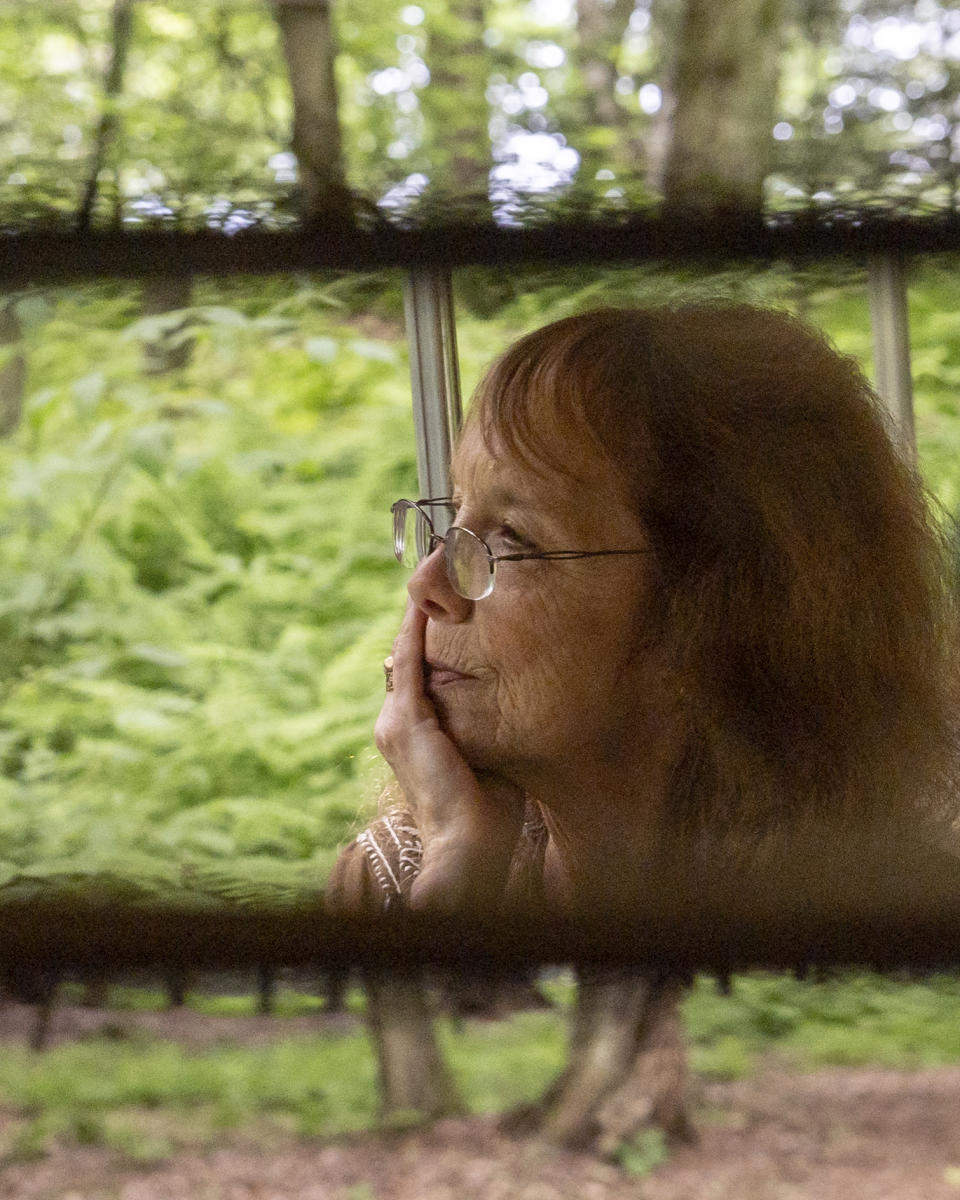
[457,482,535,512]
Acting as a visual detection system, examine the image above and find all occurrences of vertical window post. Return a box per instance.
[867,255,916,462]
[403,268,463,527]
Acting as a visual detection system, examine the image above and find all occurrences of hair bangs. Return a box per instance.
[468,318,613,481]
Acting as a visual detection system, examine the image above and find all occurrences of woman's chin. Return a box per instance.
[430,697,494,768]
[429,693,470,741]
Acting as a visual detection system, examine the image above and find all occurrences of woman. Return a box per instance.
[329,303,959,944]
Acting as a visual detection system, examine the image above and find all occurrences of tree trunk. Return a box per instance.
[80,973,110,1008]
[661,0,784,210]
[363,971,465,1120]
[257,963,277,1016]
[503,969,693,1155]
[421,2,490,204]
[165,967,189,1009]
[141,274,194,373]
[0,967,61,1051]
[319,966,349,1013]
[642,0,685,194]
[274,0,349,221]
[0,302,25,438]
[573,0,636,185]
[576,0,634,130]
[77,0,133,231]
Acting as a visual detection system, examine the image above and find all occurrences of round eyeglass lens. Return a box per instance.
[394,504,428,568]
[393,504,410,566]
[414,506,435,563]
[445,526,494,599]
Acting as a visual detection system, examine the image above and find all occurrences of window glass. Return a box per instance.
[0,271,411,884]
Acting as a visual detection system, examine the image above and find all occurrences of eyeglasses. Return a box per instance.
[391,497,650,600]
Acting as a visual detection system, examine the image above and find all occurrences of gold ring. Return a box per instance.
[383,655,394,692]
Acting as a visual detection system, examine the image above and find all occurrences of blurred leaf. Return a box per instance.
[347,338,397,363]
[305,336,338,362]
[126,644,190,669]
[196,306,251,328]
[72,372,107,413]
[126,423,174,477]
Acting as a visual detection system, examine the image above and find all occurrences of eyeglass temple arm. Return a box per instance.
[494,548,650,562]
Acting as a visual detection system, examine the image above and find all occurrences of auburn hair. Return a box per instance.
[469,304,958,844]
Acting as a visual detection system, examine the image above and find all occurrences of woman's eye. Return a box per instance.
[491,524,535,554]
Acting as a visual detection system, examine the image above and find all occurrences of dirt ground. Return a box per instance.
[1,1001,959,1200]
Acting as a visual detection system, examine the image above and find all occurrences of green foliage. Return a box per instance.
[342,1186,376,1200]
[0,1036,372,1124]
[685,971,960,1076]
[0,274,411,884]
[691,1034,756,1082]
[615,1128,669,1177]
[0,999,564,1161]
[3,973,960,1163]
[440,1009,568,1113]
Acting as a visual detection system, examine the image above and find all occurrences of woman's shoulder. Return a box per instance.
[325,808,422,917]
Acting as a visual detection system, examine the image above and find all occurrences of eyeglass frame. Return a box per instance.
[391,497,651,600]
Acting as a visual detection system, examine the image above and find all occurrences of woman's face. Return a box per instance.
[407,419,659,781]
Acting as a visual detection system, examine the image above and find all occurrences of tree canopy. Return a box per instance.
[2,0,958,235]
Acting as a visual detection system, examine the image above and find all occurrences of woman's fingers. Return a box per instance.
[374,599,435,763]
[376,599,433,748]
[374,603,524,916]
[390,597,427,707]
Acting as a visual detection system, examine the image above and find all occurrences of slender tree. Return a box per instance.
[661,0,785,209]
[503,969,693,1152]
[568,0,637,187]
[77,0,133,231]
[575,0,634,134]
[419,1,490,207]
[0,302,25,439]
[364,972,465,1119]
[273,0,349,220]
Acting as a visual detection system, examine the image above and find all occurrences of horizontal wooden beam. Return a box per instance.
[3,888,960,973]
[3,212,960,285]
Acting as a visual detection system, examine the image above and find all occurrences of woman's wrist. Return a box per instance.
[408,817,520,916]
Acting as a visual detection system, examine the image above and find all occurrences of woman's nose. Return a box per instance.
[408,545,473,623]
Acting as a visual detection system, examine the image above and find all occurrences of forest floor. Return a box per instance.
[0,1001,959,1200]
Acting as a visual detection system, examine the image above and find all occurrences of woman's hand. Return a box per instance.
[374,599,524,915]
